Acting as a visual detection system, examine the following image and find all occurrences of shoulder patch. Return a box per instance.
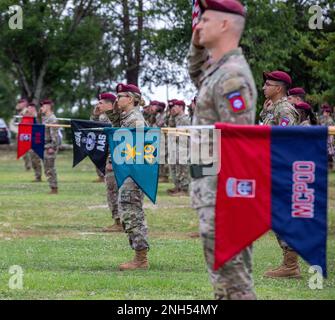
[227,91,246,113]
[280,117,290,127]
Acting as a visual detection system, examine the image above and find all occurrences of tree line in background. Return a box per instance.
[0,0,334,121]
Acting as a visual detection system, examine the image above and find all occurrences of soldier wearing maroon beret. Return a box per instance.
[319,103,335,169]
[261,72,303,278]
[101,83,150,271]
[294,102,317,126]
[287,87,306,106]
[188,0,257,300]
[167,99,190,196]
[24,102,43,182]
[40,98,59,194]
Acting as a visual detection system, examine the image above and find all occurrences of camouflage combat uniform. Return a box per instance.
[263,97,300,256]
[155,111,170,181]
[43,113,59,189]
[106,107,149,251]
[29,150,42,181]
[319,115,335,167]
[262,97,299,126]
[90,112,119,221]
[169,112,190,192]
[188,44,257,300]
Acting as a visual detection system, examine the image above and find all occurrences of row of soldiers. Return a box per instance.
[15,98,59,194]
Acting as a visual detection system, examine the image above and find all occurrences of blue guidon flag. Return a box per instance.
[104,127,161,204]
[214,124,328,277]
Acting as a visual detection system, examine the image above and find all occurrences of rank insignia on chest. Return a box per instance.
[227,91,246,113]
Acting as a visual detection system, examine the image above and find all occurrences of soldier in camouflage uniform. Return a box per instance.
[261,71,302,279]
[142,104,152,125]
[26,103,42,182]
[319,104,335,169]
[167,100,190,196]
[100,83,150,271]
[16,99,32,171]
[287,87,306,106]
[91,94,122,232]
[40,99,59,194]
[188,0,257,300]
[150,101,170,183]
[294,102,317,126]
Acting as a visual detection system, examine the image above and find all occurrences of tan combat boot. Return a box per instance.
[264,250,302,279]
[167,187,179,195]
[119,249,149,271]
[102,219,123,232]
[48,187,58,194]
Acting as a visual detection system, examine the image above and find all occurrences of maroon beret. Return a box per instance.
[170,100,186,108]
[288,87,306,96]
[295,102,311,111]
[158,102,166,110]
[28,102,36,108]
[321,103,332,112]
[116,83,141,95]
[99,92,116,102]
[263,71,292,87]
[149,100,160,106]
[168,99,178,107]
[199,0,246,17]
[18,98,28,104]
[40,99,53,106]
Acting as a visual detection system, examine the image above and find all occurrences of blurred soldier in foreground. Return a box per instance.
[188,0,257,299]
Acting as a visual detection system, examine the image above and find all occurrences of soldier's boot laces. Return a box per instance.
[48,187,58,194]
[102,219,123,232]
[119,249,149,271]
[264,250,302,279]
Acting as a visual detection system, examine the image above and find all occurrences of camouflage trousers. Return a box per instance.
[43,150,57,189]
[191,176,255,300]
[119,177,149,251]
[275,234,294,252]
[28,150,42,180]
[169,164,190,191]
[105,165,119,220]
[159,164,170,178]
[23,152,32,170]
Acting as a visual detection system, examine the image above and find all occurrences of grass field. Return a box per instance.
[0,149,334,300]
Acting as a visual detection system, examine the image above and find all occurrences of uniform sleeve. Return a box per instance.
[187,43,209,89]
[213,74,255,124]
[46,117,59,149]
[276,107,300,126]
[105,109,120,127]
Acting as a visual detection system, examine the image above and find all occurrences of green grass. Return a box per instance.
[0,150,334,300]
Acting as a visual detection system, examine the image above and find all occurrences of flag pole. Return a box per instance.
[16,123,71,128]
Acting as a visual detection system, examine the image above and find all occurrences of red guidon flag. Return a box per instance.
[17,116,36,159]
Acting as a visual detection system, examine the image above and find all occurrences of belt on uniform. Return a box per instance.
[190,163,216,179]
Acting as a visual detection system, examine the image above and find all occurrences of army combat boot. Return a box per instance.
[264,250,302,279]
[48,187,58,194]
[167,187,179,195]
[102,219,123,232]
[119,249,149,271]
